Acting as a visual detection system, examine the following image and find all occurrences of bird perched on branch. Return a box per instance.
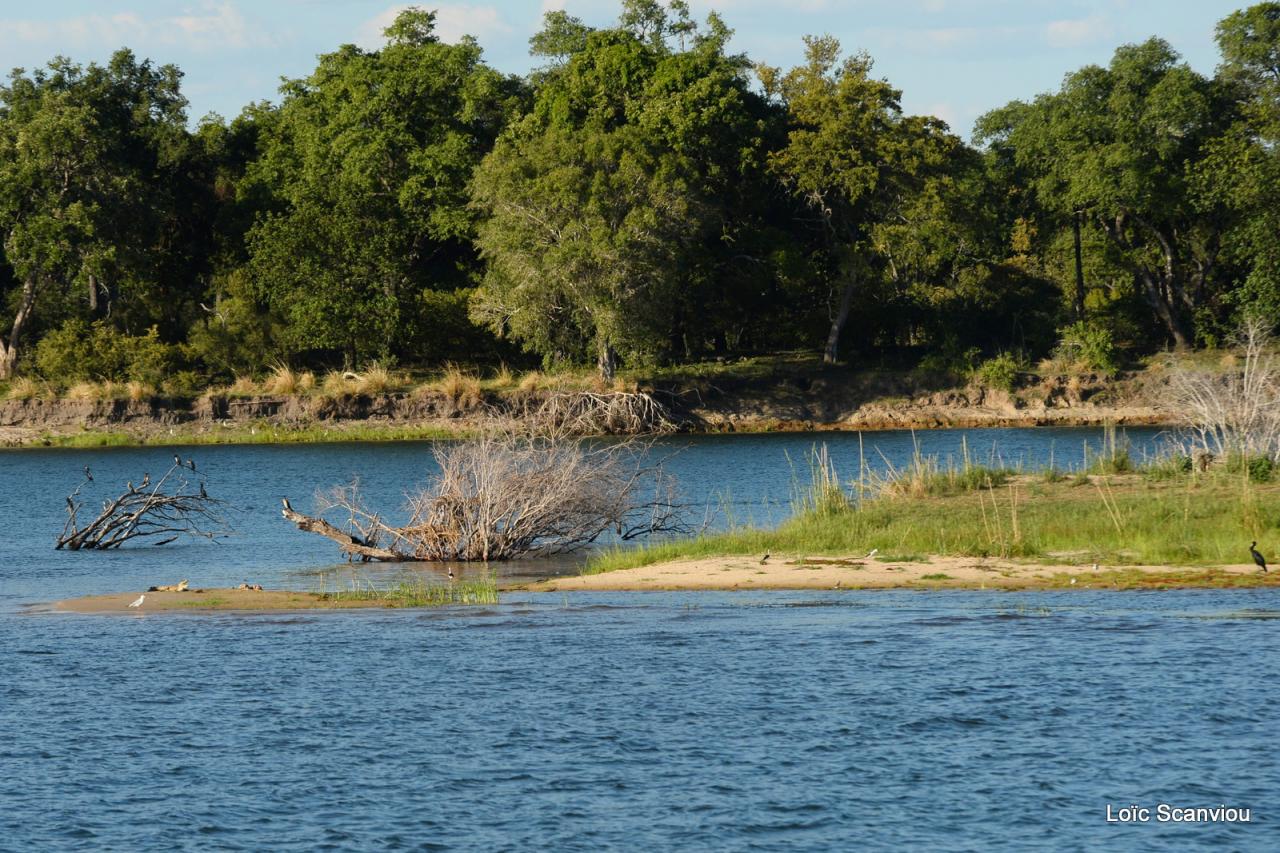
[187,458,196,471]
[173,454,181,467]
[83,465,93,482]
[141,473,149,488]
[199,482,207,499]
[1251,542,1268,573]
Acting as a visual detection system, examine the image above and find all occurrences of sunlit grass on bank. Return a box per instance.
[586,441,1280,574]
[29,422,469,449]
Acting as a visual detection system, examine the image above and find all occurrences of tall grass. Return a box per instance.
[584,440,1280,573]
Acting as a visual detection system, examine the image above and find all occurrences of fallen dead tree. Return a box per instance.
[58,458,229,550]
[515,391,677,435]
[282,425,689,561]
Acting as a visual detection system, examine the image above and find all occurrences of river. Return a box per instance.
[4,427,1277,849]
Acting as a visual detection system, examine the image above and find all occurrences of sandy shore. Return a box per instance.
[523,555,1279,592]
[49,588,404,614]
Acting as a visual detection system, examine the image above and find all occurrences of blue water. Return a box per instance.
[7,427,1278,850]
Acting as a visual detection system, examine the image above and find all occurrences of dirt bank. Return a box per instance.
[0,365,1175,447]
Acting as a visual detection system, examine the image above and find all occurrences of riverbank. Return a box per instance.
[525,556,1278,591]
[0,356,1174,447]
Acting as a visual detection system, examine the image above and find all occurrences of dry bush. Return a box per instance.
[6,377,43,400]
[124,381,154,402]
[1168,316,1280,462]
[517,370,545,392]
[227,375,259,396]
[356,363,403,395]
[297,370,316,393]
[284,425,689,562]
[66,381,105,401]
[321,370,358,397]
[438,365,482,408]
[265,364,302,395]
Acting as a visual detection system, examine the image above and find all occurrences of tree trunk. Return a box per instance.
[822,271,856,365]
[0,278,38,380]
[1137,271,1192,349]
[597,339,617,384]
[1072,212,1086,320]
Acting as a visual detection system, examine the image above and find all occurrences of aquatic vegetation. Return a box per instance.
[318,573,499,607]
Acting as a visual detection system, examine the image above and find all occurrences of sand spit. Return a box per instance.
[524,555,1279,592]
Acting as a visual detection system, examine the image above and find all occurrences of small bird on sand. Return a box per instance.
[1092,562,1100,572]
[865,548,879,560]
[128,594,145,608]
[1251,541,1268,573]
[760,553,770,565]
[1070,578,1077,585]
[83,465,93,482]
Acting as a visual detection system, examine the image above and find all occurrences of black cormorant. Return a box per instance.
[1251,542,1268,573]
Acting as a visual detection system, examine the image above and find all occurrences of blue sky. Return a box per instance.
[0,1,1248,138]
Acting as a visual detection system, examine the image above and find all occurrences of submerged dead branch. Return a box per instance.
[58,459,230,550]
[282,425,690,562]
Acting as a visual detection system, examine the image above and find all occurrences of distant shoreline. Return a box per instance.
[0,360,1174,449]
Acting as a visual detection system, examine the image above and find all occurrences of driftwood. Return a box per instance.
[57,459,229,550]
[515,391,677,435]
[281,426,690,562]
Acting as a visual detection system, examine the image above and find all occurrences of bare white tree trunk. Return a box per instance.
[0,278,39,380]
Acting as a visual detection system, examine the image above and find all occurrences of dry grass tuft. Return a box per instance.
[124,381,155,402]
[6,377,43,400]
[517,370,545,392]
[264,364,303,395]
[439,365,482,408]
[356,363,403,395]
[227,375,259,397]
[65,381,106,401]
[321,370,358,398]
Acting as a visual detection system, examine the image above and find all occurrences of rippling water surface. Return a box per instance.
[5,428,1278,850]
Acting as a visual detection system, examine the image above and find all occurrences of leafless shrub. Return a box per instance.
[57,459,230,550]
[517,391,677,435]
[282,424,689,561]
[1168,316,1280,461]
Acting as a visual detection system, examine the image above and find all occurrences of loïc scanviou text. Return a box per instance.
[1106,804,1252,823]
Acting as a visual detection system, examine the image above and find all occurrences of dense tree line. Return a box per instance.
[2,1,1279,386]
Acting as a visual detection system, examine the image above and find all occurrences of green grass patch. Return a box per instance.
[318,574,498,607]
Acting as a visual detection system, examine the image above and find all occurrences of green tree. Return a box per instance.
[243,8,524,367]
[472,4,769,379]
[977,40,1234,348]
[0,50,189,378]
[766,38,945,364]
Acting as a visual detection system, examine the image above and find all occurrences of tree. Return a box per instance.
[472,4,768,379]
[766,38,941,364]
[243,8,524,367]
[976,40,1234,348]
[0,50,189,378]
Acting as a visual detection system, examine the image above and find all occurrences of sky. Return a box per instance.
[0,0,1250,138]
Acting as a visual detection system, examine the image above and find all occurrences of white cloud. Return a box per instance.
[0,2,266,52]
[358,4,512,48]
[1045,14,1112,48]
[540,0,567,13]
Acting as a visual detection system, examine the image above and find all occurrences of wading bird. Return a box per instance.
[760,553,770,565]
[1251,542,1268,573]
[447,569,456,580]
[83,465,93,482]
[865,548,878,560]
[128,594,145,608]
